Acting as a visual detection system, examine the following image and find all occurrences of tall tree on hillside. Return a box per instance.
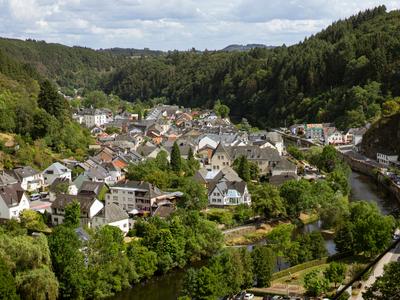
[170,142,182,173]
[38,80,68,118]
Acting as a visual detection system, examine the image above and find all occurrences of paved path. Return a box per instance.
[354,230,400,300]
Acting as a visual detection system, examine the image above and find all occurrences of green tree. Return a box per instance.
[363,262,400,300]
[214,100,230,118]
[19,210,49,232]
[235,155,251,182]
[0,256,19,300]
[324,262,347,288]
[183,267,220,300]
[250,183,286,219]
[303,270,329,297]
[16,267,59,300]
[38,80,68,118]
[126,242,158,281]
[63,200,80,228]
[334,222,355,254]
[48,225,88,299]
[252,246,274,287]
[155,150,169,171]
[170,141,182,173]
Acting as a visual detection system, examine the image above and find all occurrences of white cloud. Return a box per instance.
[0,0,398,50]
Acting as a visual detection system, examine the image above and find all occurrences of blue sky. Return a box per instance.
[0,0,399,50]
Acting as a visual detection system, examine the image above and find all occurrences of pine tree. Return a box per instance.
[170,141,182,173]
[38,80,68,118]
[64,200,81,228]
[237,155,251,182]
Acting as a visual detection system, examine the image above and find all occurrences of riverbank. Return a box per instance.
[339,149,400,206]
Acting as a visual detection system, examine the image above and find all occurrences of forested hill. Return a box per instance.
[101,6,400,129]
[0,37,124,93]
[0,6,399,130]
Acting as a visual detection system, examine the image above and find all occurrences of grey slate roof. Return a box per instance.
[79,181,105,196]
[228,146,280,161]
[274,158,297,171]
[0,183,26,208]
[10,166,39,180]
[0,171,18,186]
[94,203,128,223]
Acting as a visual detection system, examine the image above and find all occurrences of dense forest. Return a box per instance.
[0,6,399,130]
[101,6,400,129]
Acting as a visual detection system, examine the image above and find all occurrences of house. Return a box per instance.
[324,127,344,145]
[210,143,232,171]
[345,127,367,149]
[377,152,399,166]
[305,124,324,140]
[105,181,163,214]
[0,184,30,220]
[265,132,285,155]
[269,174,299,186]
[228,146,281,174]
[208,178,251,207]
[80,108,108,127]
[271,158,298,177]
[0,171,18,186]
[48,178,78,202]
[79,181,107,198]
[51,194,104,227]
[92,203,130,235]
[7,166,43,191]
[42,162,72,186]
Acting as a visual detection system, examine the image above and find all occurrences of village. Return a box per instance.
[2,103,397,237]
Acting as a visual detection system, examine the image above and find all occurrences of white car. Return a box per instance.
[243,293,254,300]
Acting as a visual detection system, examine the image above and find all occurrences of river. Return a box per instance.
[111,171,399,300]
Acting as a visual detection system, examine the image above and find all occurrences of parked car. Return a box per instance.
[30,193,41,201]
[244,293,254,300]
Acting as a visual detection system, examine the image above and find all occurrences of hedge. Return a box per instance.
[271,251,352,281]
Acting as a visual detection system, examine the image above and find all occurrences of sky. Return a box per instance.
[0,0,399,51]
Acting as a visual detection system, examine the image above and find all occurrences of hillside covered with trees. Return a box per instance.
[101,6,400,129]
[0,6,399,131]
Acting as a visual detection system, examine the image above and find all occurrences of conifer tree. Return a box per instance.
[170,141,182,173]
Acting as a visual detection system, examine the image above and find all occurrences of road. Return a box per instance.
[354,230,400,300]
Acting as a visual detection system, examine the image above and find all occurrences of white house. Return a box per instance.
[42,162,72,186]
[92,203,130,235]
[0,184,30,220]
[51,194,104,227]
[377,152,399,166]
[324,127,344,145]
[208,180,251,206]
[81,109,108,128]
[8,167,43,192]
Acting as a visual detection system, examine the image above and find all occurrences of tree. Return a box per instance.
[126,242,158,281]
[334,222,355,254]
[350,202,395,257]
[252,246,274,287]
[16,267,59,300]
[250,183,286,219]
[303,270,329,297]
[63,200,81,228]
[324,262,347,288]
[38,80,68,118]
[214,100,230,118]
[155,150,169,171]
[48,225,88,299]
[280,179,314,217]
[183,267,220,300]
[266,224,294,270]
[235,155,251,182]
[0,256,19,300]
[363,262,400,300]
[19,210,48,232]
[170,141,182,173]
